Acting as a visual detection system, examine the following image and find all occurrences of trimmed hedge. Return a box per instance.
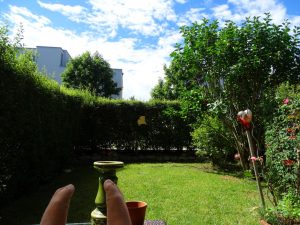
[0,59,82,202]
[81,100,192,152]
[0,32,192,203]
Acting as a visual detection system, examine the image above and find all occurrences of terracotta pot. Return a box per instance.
[126,201,147,225]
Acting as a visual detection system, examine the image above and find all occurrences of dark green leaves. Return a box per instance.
[62,51,120,98]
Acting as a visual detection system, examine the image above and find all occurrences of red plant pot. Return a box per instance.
[126,201,147,225]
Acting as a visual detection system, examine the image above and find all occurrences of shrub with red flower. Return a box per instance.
[282,159,296,167]
[264,83,299,206]
[289,135,297,140]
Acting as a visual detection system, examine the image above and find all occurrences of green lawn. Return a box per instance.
[1,163,262,225]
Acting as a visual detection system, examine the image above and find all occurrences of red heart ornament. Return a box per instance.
[237,109,252,129]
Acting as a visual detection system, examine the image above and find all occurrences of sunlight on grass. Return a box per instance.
[119,163,260,225]
[1,163,262,225]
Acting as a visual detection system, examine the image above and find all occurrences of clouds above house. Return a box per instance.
[1,0,299,100]
[37,0,86,23]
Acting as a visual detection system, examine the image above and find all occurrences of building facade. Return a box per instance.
[26,46,123,99]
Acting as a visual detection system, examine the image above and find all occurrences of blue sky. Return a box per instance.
[1,0,300,100]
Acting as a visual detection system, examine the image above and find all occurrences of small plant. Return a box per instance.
[264,191,300,225]
[192,115,236,167]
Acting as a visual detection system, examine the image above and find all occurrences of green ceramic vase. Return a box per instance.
[91,161,124,225]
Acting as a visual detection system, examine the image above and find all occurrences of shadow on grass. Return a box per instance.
[170,162,245,177]
[1,161,261,225]
[0,164,98,225]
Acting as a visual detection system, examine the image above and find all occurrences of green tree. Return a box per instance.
[159,14,300,169]
[151,66,180,100]
[62,51,120,97]
[151,78,166,100]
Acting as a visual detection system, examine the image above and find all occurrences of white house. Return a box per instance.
[26,46,123,99]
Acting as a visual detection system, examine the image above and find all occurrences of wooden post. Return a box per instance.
[246,130,266,209]
[297,149,300,194]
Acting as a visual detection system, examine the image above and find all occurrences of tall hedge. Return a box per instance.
[0,50,82,202]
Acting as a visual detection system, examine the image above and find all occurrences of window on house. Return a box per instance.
[60,52,65,67]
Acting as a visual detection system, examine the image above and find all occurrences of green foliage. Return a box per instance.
[155,14,300,169]
[151,66,180,100]
[192,115,236,167]
[180,88,207,123]
[264,83,300,205]
[0,25,17,75]
[264,191,300,224]
[151,78,168,100]
[81,99,192,151]
[62,51,120,97]
[0,26,83,203]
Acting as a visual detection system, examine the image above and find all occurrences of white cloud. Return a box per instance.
[37,1,86,22]
[36,0,178,37]
[86,0,178,36]
[177,8,208,26]
[290,15,300,27]
[213,4,232,19]
[8,5,51,26]
[37,1,85,14]
[213,0,286,24]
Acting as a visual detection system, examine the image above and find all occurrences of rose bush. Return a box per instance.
[263,83,300,224]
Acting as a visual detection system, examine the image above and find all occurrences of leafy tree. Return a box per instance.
[62,51,120,97]
[151,66,180,100]
[151,78,166,100]
[158,14,300,169]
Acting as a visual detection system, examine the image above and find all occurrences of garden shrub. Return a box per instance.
[192,115,236,167]
[264,191,300,225]
[264,83,300,224]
